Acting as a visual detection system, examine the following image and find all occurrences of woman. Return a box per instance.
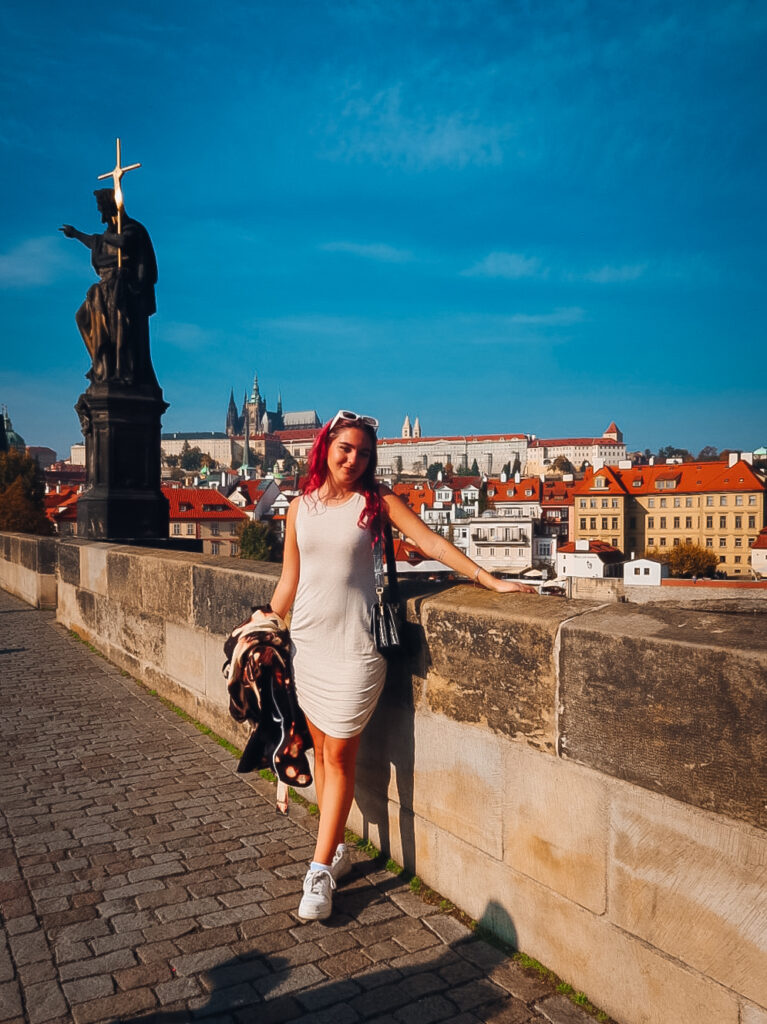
[270,410,534,921]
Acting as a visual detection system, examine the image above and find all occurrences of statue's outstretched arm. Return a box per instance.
[59,225,97,249]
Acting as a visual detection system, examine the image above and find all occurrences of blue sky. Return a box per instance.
[1,0,765,459]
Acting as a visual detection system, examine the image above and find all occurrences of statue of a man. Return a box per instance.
[60,188,158,387]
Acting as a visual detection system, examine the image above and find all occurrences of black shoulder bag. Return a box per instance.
[370,523,403,656]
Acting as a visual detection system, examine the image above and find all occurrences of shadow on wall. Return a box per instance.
[122,900,522,1023]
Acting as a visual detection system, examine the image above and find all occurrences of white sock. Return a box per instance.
[310,861,332,873]
[335,843,346,855]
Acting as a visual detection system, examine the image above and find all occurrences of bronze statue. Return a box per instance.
[60,188,158,386]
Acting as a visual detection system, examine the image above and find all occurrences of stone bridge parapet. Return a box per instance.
[1,532,766,1024]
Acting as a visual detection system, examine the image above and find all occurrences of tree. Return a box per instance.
[238,520,281,562]
[393,456,403,482]
[426,462,444,482]
[645,542,717,578]
[470,458,480,476]
[657,445,693,462]
[501,461,511,477]
[180,442,203,471]
[477,482,490,515]
[551,455,573,473]
[0,451,53,535]
[697,446,719,461]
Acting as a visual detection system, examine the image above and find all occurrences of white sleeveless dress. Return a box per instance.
[290,492,386,738]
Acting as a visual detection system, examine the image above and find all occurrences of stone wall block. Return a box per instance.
[115,605,165,667]
[502,744,608,912]
[410,816,739,1024]
[57,540,81,586]
[105,549,145,610]
[37,536,58,576]
[191,562,279,634]
[79,544,110,597]
[202,632,230,710]
[140,556,193,621]
[420,589,593,750]
[164,622,206,695]
[742,1001,767,1024]
[559,603,767,828]
[608,787,767,1007]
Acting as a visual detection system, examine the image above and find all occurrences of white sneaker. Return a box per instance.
[297,868,335,921]
[331,845,352,883]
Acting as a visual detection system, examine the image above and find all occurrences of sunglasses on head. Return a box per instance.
[329,410,379,433]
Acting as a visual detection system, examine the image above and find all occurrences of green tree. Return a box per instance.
[426,462,444,481]
[551,455,573,473]
[238,520,281,562]
[657,445,693,462]
[501,461,511,477]
[0,451,53,535]
[393,456,403,482]
[470,458,480,476]
[180,442,203,471]
[644,542,717,578]
[696,446,719,461]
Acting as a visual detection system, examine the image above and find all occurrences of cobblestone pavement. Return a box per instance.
[0,588,604,1024]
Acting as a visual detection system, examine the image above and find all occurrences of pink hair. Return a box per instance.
[303,418,383,539]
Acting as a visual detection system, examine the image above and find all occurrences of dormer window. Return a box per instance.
[592,477,608,489]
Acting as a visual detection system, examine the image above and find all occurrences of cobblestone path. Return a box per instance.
[0,588,601,1024]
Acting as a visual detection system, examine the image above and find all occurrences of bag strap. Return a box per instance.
[373,522,400,604]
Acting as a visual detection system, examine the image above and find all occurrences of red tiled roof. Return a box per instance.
[378,433,526,446]
[559,540,625,562]
[574,460,764,497]
[752,528,767,550]
[529,437,624,448]
[273,428,321,440]
[163,487,247,521]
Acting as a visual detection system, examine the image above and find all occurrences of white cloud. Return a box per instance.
[462,252,547,279]
[576,264,647,284]
[0,237,77,288]
[506,307,585,326]
[323,82,508,169]
[320,241,413,263]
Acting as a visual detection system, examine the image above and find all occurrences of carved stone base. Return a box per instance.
[76,381,169,541]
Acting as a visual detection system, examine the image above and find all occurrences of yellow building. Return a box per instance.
[573,459,765,576]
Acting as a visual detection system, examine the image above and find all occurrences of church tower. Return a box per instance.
[226,389,239,437]
[413,416,422,438]
[402,414,412,439]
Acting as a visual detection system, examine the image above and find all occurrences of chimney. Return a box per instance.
[728,452,738,468]
[575,539,589,551]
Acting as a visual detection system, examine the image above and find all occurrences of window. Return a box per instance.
[673,497,681,508]
[735,516,742,529]
[580,518,586,530]
[660,517,666,528]
[719,537,726,547]
[580,499,586,508]
[612,537,618,547]
[706,496,714,507]
[749,516,756,529]
[644,567,650,575]
[660,498,667,508]
[719,555,726,563]
[601,498,609,508]
[735,537,742,547]
[648,498,655,508]
[706,515,713,529]
[505,548,510,557]
[685,497,693,507]
[612,499,619,508]
[489,548,494,556]
[590,518,596,529]
[211,541,220,555]
[659,537,666,546]
[706,538,713,547]
[633,567,640,576]
[210,523,220,536]
[590,499,597,508]
[187,524,194,536]
[673,538,680,546]
[648,517,655,528]
[749,495,757,505]
[719,516,727,529]
[673,517,680,529]
[231,543,239,555]
[601,517,608,530]
[611,518,618,529]
[720,495,727,506]
[685,516,693,528]
[172,523,181,536]
[648,538,655,547]
[735,495,743,506]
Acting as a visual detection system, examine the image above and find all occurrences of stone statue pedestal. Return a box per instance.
[76,382,169,541]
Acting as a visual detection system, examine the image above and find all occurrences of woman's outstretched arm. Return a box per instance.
[381,488,536,594]
[270,498,301,618]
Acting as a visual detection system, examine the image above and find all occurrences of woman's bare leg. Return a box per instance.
[306,718,360,867]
